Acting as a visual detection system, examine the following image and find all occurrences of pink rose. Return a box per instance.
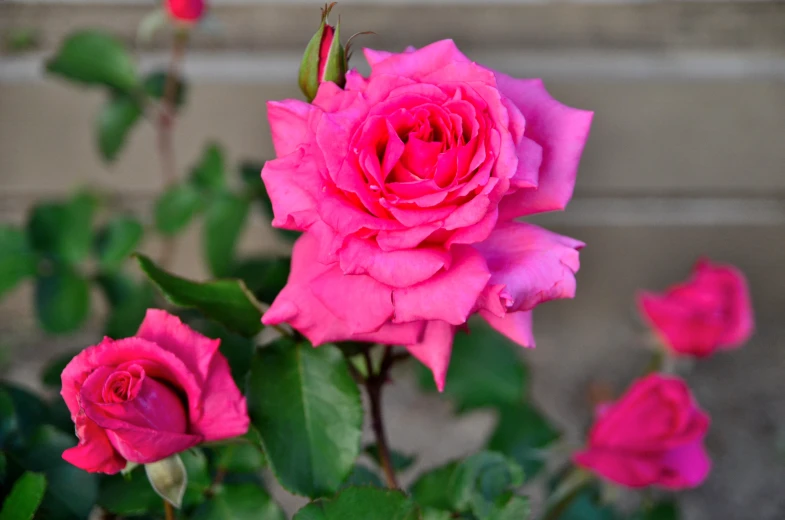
[60,309,248,474]
[574,374,711,490]
[261,40,592,389]
[165,0,206,23]
[638,258,754,358]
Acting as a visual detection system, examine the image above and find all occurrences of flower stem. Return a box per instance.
[541,467,592,520]
[364,348,399,489]
[164,500,176,520]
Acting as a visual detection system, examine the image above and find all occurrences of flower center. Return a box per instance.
[101,364,145,404]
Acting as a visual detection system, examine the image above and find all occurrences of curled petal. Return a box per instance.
[479,310,535,348]
[405,320,455,392]
[62,414,126,474]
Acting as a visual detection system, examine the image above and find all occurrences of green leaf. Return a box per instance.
[365,446,415,473]
[197,321,254,385]
[633,502,680,520]
[0,472,46,520]
[410,461,459,511]
[40,350,79,388]
[191,143,226,193]
[448,452,524,518]
[421,509,452,520]
[488,495,530,520]
[214,443,266,475]
[418,320,528,412]
[35,265,90,334]
[96,273,154,338]
[487,403,560,481]
[229,257,290,304]
[98,466,160,516]
[247,341,363,497]
[342,465,383,488]
[294,487,419,520]
[0,225,37,297]
[203,192,249,277]
[191,483,285,520]
[556,486,618,520]
[239,161,301,242]
[143,71,187,107]
[96,93,142,162]
[95,215,144,270]
[154,183,203,236]
[181,449,211,507]
[135,254,264,337]
[27,192,97,264]
[0,385,49,451]
[46,30,138,91]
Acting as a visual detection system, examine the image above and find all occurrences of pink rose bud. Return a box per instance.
[638,258,754,358]
[574,374,711,490]
[299,2,346,102]
[60,309,249,474]
[165,0,206,24]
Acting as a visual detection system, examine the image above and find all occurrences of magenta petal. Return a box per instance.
[105,427,201,465]
[62,414,126,474]
[495,76,593,219]
[480,310,535,348]
[311,267,394,335]
[369,39,471,80]
[363,48,395,67]
[260,147,322,231]
[511,137,542,189]
[406,320,455,392]
[266,99,318,156]
[191,354,249,441]
[660,440,712,489]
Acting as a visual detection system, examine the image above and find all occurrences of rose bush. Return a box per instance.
[60,309,248,474]
[574,374,711,490]
[638,258,754,358]
[262,39,593,389]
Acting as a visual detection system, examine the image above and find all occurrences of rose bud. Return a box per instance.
[60,309,249,474]
[165,0,206,24]
[638,258,754,358]
[299,2,346,102]
[574,374,711,490]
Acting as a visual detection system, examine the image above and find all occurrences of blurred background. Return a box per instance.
[1,1,785,518]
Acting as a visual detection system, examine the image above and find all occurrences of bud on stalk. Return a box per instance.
[165,0,207,24]
[299,2,346,102]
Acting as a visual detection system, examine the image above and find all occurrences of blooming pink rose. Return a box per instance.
[60,309,248,474]
[638,258,754,358]
[574,374,711,490]
[261,40,592,389]
[165,0,206,23]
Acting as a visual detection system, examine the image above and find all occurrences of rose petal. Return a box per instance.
[62,414,126,474]
[479,310,535,348]
[267,99,318,156]
[405,320,455,392]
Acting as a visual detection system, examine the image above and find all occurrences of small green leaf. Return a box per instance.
[0,225,37,297]
[294,487,419,520]
[448,452,524,518]
[95,215,144,270]
[143,71,187,107]
[410,461,459,511]
[247,341,363,498]
[135,254,264,337]
[342,465,383,488]
[98,466,160,516]
[191,143,226,193]
[191,483,285,520]
[96,93,142,162]
[417,320,528,412]
[154,183,203,236]
[35,265,90,334]
[203,192,249,277]
[45,30,138,91]
[40,350,79,388]
[229,257,290,304]
[145,454,187,508]
[0,472,47,520]
[27,192,97,264]
[487,403,560,481]
[365,446,415,473]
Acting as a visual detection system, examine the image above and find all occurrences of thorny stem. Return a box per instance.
[364,348,399,489]
[164,501,176,520]
[156,29,189,268]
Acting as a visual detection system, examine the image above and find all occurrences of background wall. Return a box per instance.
[2,1,785,518]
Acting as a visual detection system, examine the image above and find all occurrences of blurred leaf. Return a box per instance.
[342,465,383,488]
[632,502,680,520]
[410,461,459,511]
[0,385,48,451]
[418,320,528,412]
[239,161,300,242]
[487,403,560,481]
[144,70,187,107]
[0,471,46,520]
[448,452,524,518]
[229,257,290,304]
[247,340,363,498]
[214,443,265,475]
[555,486,618,520]
[95,215,144,270]
[103,279,155,339]
[197,321,254,385]
[5,28,38,53]
[0,225,37,297]
[203,192,250,277]
[294,487,419,520]
[154,183,203,236]
[96,93,142,162]
[40,350,79,389]
[365,446,415,473]
[488,495,530,520]
[34,265,90,334]
[45,30,138,91]
[181,449,211,507]
[135,254,264,337]
[421,509,452,520]
[27,192,97,264]
[98,465,160,516]
[191,483,284,520]
[137,8,168,44]
[191,143,226,193]
[145,454,187,508]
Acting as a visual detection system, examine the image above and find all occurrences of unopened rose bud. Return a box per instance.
[299,2,346,102]
[165,0,206,24]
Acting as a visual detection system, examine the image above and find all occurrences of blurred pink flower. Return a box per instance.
[638,258,754,358]
[574,374,711,490]
[262,40,593,390]
[165,0,206,23]
[60,309,248,474]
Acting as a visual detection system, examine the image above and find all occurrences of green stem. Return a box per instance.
[542,468,593,520]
